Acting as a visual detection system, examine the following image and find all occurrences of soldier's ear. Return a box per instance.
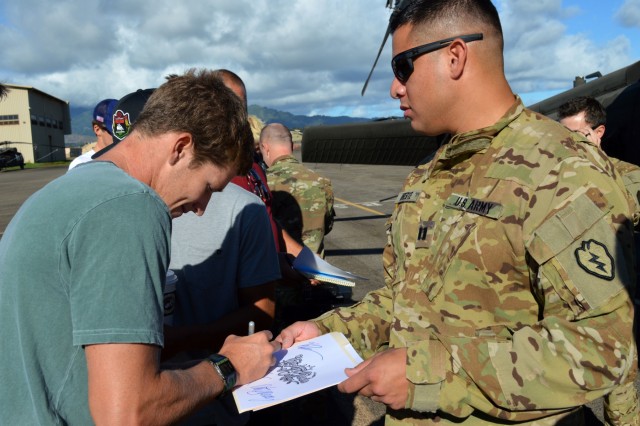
[593,124,605,141]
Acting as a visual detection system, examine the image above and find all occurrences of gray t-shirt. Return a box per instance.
[170,183,280,327]
[0,161,170,424]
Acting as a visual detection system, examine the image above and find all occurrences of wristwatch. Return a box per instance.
[207,354,237,396]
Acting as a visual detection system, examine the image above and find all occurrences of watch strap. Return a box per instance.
[206,353,237,396]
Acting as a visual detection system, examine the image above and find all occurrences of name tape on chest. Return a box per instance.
[444,194,503,219]
[396,191,420,204]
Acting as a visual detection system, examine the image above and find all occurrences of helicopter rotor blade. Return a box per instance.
[361,0,412,96]
[361,27,391,96]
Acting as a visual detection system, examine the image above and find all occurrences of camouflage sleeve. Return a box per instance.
[407,158,638,419]
[621,168,640,230]
[313,216,396,358]
[313,285,394,359]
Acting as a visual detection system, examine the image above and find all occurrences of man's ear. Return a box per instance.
[593,124,606,141]
[169,133,194,166]
[448,39,468,80]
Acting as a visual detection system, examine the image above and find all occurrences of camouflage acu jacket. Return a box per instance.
[315,99,638,425]
[267,155,334,255]
[611,157,640,228]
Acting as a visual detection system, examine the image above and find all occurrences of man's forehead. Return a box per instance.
[391,24,415,53]
[561,111,588,124]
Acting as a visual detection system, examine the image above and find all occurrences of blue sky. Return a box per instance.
[0,0,638,119]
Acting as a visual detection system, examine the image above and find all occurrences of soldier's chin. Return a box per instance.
[409,120,431,136]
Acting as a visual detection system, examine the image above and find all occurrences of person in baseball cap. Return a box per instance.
[68,98,118,170]
[92,88,155,159]
[110,88,155,144]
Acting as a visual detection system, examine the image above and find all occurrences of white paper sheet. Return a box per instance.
[232,332,363,413]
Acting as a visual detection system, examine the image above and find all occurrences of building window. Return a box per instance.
[0,114,19,125]
[31,114,37,125]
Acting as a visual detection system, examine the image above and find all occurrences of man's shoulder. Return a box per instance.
[487,110,610,188]
[219,182,264,205]
[610,157,640,176]
[67,150,95,170]
[183,183,267,227]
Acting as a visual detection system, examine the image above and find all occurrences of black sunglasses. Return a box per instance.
[392,33,483,84]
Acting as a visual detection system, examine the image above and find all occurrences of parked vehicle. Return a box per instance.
[0,147,25,171]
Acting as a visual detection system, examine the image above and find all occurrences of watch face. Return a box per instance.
[209,354,237,391]
[217,358,235,376]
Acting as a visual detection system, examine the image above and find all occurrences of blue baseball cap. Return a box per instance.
[92,98,118,136]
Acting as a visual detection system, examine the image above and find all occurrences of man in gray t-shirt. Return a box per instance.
[0,70,280,425]
[167,182,280,425]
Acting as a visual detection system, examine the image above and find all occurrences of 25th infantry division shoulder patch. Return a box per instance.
[574,239,615,281]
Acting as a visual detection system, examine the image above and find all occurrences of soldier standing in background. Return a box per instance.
[260,122,335,257]
[260,122,341,330]
[558,95,640,225]
[277,0,638,424]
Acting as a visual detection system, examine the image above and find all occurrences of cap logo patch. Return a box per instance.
[112,110,131,141]
[575,239,615,281]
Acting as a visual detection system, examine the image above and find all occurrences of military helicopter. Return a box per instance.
[301,1,640,167]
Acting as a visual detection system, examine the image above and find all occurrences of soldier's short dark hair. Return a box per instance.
[557,96,606,128]
[389,0,503,52]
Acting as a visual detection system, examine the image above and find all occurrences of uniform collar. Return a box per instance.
[430,96,524,171]
[272,154,297,165]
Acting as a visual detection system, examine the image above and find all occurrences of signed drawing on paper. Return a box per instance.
[232,332,363,413]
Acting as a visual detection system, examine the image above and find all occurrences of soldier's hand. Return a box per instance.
[275,321,321,349]
[218,331,280,386]
[337,348,408,410]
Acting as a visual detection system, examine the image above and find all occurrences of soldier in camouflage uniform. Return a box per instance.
[558,96,640,226]
[260,123,341,330]
[277,0,639,424]
[260,123,335,256]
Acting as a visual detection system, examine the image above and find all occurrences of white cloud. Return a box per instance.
[498,0,633,96]
[615,0,640,28]
[0,0,636,119]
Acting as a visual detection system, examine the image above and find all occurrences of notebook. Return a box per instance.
[292,246,368,287]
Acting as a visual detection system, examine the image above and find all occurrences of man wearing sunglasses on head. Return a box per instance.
[277,0,638,424]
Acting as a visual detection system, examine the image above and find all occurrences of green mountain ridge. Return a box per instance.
[247,105,371,129]
[67,104,372,146]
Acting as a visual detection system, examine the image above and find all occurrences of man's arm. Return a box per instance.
[87,331,277,424]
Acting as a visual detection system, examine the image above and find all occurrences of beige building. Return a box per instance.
[0,84,71,164]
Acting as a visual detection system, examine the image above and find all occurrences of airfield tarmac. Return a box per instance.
[0,153,630,424]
